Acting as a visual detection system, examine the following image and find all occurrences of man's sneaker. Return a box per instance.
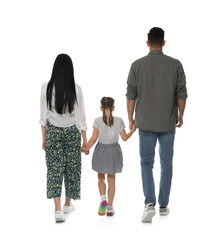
[63,203,75,213]
[159,207,169,216]
[141,204,156,223]
[98,198,108,216]
[54,210,65,222]
[106,205,115,217]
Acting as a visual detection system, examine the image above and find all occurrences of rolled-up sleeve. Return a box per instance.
[126,64,137,100]
[176,61,188,100]
[78,88,88,132]
[39,85,48,126]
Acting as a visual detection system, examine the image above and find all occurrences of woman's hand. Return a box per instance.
[81,130,89,154]
[82,143,89,155]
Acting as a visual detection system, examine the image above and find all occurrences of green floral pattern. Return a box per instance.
[45,120,81,199]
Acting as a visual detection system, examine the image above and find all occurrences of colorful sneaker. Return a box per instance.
[63,203,75,213]
[141,204,156,223]
[54,210,65,222]
[106,205,115,217]
[159,207,169,216]
[98,198,108,216]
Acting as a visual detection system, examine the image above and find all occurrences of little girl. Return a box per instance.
[82,97,136,216]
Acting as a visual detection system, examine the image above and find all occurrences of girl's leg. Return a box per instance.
[107,174,116,206]
[98,173,108,216]
[54,197,61,211]
[98,173,106,196]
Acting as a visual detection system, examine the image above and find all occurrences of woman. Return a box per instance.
[39,54,88,222]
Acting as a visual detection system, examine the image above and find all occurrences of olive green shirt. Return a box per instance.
[126,50,188,132]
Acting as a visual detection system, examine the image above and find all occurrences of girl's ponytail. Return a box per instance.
[101,97,115,127]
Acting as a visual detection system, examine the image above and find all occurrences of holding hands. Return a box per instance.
[129,119,137,131]
[82,143,89,155]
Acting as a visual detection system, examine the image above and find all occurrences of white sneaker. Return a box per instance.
[159,207,169,216]
[54,210,65,222]
[63,203,75,213]
[141,204,156,223]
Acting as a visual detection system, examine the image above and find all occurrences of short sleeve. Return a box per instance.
[119,118,126,133]
[93,118,99,129]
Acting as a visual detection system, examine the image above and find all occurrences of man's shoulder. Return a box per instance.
[131,56,148,67]
[131,53,182,67]
[162,53,181,64]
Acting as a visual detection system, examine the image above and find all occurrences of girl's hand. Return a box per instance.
[42,140,45,151]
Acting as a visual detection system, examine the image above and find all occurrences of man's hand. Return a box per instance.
[129,119,135,130]
[176,117,183,128]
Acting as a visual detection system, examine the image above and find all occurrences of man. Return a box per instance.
[126,27,187,223]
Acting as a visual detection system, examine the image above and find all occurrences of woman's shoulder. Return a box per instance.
[75,83,82,92]
[41,82,48,93]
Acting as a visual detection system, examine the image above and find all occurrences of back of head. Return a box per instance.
[148,27,164,47]
[101,97,115,127]
[46,53,77,114]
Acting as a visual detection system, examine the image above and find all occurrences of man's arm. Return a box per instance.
[176,61,188,128]
[176,99,186,128]
[127,100,136,130]
[126,63,137,130]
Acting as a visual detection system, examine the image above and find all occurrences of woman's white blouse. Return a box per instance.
[39,82,87,132]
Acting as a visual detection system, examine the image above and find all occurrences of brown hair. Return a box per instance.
[101,97,115,126]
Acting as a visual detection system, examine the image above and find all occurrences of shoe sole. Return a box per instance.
[63,208,75,213]
[141,211,156,223]
[159,211,169,216]
[107,212,115,217]
[55,218,65,222]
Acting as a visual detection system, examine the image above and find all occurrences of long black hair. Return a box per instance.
[46,54,77,114]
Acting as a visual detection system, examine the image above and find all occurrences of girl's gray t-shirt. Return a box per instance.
[93,116,125,144]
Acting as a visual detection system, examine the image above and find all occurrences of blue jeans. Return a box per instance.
[139,127,176,207]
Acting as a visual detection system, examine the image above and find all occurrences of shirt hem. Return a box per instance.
[138,126,176,133]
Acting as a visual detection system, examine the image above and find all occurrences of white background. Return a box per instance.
[1,0,218,239]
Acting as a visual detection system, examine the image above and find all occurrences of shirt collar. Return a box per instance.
[148,50,163,55]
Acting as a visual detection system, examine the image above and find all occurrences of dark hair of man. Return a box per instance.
[46,54,77,114]
[148,27,164,47]
[101,97,115,127]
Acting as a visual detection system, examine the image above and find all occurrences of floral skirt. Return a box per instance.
[45,120,81,199]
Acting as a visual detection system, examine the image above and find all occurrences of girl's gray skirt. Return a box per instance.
[92,142,123,174]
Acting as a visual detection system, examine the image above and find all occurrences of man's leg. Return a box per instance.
[139,130,158,206]
[158,128,176,208]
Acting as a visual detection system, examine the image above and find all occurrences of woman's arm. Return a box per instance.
[81,130,89,155]
[120,124,136,141]
[41,126,46,150]
[82,128,99,152]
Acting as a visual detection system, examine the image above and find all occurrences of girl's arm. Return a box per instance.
[82,128,99,152]
[120,124,136,141]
